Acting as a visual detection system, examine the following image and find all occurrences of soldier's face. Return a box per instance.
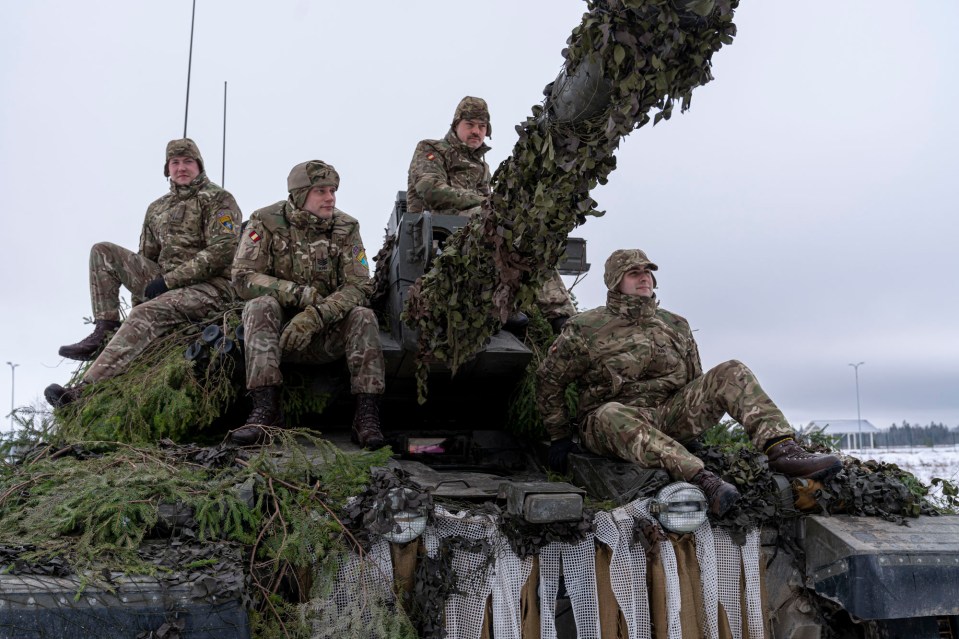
[455,119,488,149]
[168,156,200,185]
[618,268,655,297]
[303,185,337,219]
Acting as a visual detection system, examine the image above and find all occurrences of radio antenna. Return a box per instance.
[221,81,227,186]
[182,0,197,137]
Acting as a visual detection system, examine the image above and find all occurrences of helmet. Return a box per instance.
[163,138,204,177]
[603,249,659,291]
[451,96,492,138]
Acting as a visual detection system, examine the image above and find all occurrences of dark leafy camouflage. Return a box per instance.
[451,95,492,137]
[406,130,490,215]
[403,0,739,400]
[163,138,204,177]
[536,291,792,480]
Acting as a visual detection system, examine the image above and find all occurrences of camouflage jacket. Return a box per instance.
[536,292,702,440]
[406,129,491,215]
[232,201,372,325]
[139,174,242,290]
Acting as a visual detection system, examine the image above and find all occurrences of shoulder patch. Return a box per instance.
[426,152,435,161]
[353,246,368,268]
[248,230,261,243]
[218,212,235,230]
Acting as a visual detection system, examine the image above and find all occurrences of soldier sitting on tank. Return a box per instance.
[228,161,386,448]
[537,249,842,517]
[46,138,242,407]
[406,95,575,332]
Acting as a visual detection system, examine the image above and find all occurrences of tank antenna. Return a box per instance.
[182,0,197,137]
[221,81,227,186]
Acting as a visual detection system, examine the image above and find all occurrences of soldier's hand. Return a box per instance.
[297,286,322,307]
[280,306,322,352]
[547,436,580,474]
[144,277,169,300]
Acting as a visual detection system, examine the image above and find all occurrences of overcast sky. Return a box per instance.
[2,1,957,432]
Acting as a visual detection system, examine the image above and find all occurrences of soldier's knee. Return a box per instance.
[243,296,280,321]
[593,401,628,426]
[90,241,120,262]
[709,359,750,379]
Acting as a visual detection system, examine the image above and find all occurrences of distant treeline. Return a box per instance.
[876,422,959,447]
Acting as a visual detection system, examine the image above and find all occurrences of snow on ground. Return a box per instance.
[843,446,959,494]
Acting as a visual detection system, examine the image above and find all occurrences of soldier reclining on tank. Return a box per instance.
[537,249,841,516]
[229,161,386,448]
[46,138,242,407]
[406,95,575,332]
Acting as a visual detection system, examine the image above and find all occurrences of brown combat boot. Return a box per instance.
[690,469,741,517]
[765,437,842,481]
[44,381,90,408]
[351,393,385,449]
[58,320,121,361]
[230,386,284,446]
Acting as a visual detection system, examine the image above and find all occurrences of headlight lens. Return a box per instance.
[380,487,429,544]
[649,482,707,533]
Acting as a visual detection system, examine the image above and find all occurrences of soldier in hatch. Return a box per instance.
[537,249,842,517]
[46,138,242,407]
[229,160,385,448]
[407,96,575,331]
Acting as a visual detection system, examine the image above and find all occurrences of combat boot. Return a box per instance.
[690,469,741,517]
[352,393,385,449]
[765,437,842,481]
[44,381,90,408]
[230,386,284,446]
[58,320,121,361]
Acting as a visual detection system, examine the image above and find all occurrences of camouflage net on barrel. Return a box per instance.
[403,0,739,400]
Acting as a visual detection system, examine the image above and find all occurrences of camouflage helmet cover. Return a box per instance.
[451,96,492,138]
[163,138,205,177]
[287,160,340,209]
[287,160,340,192]
[603,249,659,291]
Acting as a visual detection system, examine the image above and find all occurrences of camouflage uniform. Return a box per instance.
[82,140,241,383]
[536,249,793,480]
[407,96,575,319]
[233,188,384,396]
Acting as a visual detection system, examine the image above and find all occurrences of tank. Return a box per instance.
[4,0,958,637]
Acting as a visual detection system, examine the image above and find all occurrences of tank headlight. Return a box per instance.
[649,482,707,534]
[379,487,429,544]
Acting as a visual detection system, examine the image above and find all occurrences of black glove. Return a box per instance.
[548,436,580,474]
[144,276,169,300]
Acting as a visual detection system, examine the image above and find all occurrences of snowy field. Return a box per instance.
[843,446,959,493]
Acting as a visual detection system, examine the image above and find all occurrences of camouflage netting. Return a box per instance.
[403,0,738,400]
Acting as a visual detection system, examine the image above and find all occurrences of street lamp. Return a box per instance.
[848,362,865,450]
[5,361,18,433]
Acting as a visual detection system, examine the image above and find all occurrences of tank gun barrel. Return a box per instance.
[404,0,739,400]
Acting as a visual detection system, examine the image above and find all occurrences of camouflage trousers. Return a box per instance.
[89,242,163,320]
[242,296,385,395]
[83,280,233,383]
[580,360,794,480]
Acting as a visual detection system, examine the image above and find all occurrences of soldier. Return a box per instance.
[46,138,242,407]
[407,96,575,330]
[229,160,385,447]
[537,249,842,517]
